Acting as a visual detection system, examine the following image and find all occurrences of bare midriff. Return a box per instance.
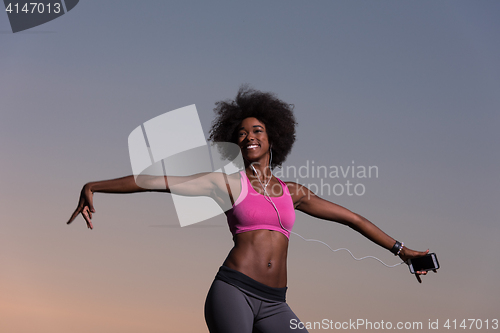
[223,229,289,288]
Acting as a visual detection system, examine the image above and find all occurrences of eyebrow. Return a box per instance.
[239,125,264,130]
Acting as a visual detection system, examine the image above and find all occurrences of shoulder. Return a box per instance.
[283,181,317,207]
[209,171,242,189]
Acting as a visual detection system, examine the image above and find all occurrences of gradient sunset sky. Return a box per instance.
[1,1,499,332]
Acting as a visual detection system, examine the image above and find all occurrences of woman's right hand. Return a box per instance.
[67,183,95,229]
[399,247,437,283]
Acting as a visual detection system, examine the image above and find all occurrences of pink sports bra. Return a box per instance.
[226,171,295,239]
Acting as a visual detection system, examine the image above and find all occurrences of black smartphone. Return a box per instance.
[408,253,440,274]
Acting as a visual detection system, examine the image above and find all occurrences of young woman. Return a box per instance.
[68,86,432,333]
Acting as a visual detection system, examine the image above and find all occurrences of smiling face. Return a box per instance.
[236,117,271,164]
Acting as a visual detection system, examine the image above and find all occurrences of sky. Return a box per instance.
[1,1,499,332]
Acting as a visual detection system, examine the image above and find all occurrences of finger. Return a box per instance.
[67,210,79,224]
[86,211,93,230]
[67,195,86,224]
[85,216,93,230]
[89,199,95,213]
[86,207,93,226]
[418,249,430,256]
[86,210,93,229]
[81,207,94,230]
[67,206,83,224]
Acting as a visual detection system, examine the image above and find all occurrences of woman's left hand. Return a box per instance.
[398,248,437,283]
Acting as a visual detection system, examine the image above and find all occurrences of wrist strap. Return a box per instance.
[390,241,404,256]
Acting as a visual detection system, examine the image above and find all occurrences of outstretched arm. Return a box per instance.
[287,182,433,283]
[67,173,222,230]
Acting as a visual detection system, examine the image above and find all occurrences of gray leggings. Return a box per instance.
[204,279,309,333]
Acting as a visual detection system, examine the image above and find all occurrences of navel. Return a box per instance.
[267,261,272,268]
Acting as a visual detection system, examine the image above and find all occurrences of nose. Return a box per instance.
[240,134,253,144]
[247,131,257,141]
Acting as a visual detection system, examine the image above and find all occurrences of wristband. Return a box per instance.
[391,241,402,256]
[397,242,404,256]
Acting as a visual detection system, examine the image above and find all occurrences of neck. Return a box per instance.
[246,162,272,181]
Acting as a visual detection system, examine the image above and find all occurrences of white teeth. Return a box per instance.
[247,144,259,149]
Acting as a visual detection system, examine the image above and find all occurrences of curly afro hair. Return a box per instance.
[209,85,297,169]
